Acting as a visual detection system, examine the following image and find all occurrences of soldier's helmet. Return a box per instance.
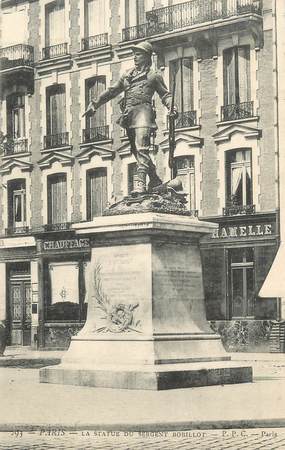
[130,41,153,56]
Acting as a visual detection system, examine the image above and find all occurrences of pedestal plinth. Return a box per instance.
[40,213,252,389]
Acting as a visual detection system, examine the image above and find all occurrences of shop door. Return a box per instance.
[9,280,31,345]
[229,248,255,318]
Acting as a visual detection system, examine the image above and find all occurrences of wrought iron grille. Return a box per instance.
[5,226,30,236]
[3,138,28,155]
[221,102,254,121]
[81,33,108,51]
[0,44,34,69]
[42,43,68,59]
[43,222,71,232]
[223,204,256,216]
[44,132,69,149]
[82,126,110,143]
[167,110,197,129]
[122,0,262,41]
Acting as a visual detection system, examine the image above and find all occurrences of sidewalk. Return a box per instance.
[0,346,63,368]
[1,346,285,379]
[0,367,285,431]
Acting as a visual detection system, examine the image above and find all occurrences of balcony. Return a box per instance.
[0,44,34,69]
[5,226,30,236]
[42,43,68,60]
[43,222,72,232]
[44,132,69,149]
[167,110,197,129]
[0,44,34,92]
[81,33,108,51]
[223,204,256,216]
[1,137,29,156]
[221,101,254,122]
[82,126,110,144]
[122,0,262,42]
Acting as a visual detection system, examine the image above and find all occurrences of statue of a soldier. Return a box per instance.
[83,41,177,195]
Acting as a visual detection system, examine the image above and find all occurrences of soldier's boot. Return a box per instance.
[148,160,162,191]
[131,171,147,195]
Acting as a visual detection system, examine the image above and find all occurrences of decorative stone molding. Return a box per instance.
[0,158,33,175]
[213,123,261,144]
[159,132,204,152]
[38,151,74,169]
[77,144,114,163]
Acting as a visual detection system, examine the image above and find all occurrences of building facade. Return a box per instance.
[0,0,279,351]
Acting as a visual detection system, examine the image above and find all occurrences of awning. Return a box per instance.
[259,242,285,297]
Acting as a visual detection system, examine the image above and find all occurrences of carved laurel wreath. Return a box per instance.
[93,263,141,333]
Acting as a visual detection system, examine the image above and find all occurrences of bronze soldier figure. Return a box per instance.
[83,41,177,194]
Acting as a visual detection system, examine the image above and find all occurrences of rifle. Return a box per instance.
[168,70,177,180]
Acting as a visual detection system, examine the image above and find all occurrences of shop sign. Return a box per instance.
[211,223,273,239]
[42,238,90,251]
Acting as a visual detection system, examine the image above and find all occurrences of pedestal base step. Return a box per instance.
[40,361,252,390]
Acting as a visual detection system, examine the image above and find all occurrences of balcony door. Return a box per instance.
[7,179,26,231]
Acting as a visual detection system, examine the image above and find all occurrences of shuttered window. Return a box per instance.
[84,0,106,37]
[169,58,193,113]
[46,84,66,135]
[125,0,145,27]
[85,77,106,129]
[223,46,250,105]
[47,174,67,224]
[86,168,108,219]
[45,0,65,47]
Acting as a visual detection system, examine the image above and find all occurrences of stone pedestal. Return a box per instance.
[40,213,252,389]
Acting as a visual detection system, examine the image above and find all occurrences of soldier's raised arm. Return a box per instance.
[83,76,125,117]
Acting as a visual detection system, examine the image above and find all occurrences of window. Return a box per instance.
[127,162,137,195]
[45,84,67,147]
[169,58,195,127]
[45,0,65,48]
[125,0,145,27]
[85,77,106,129]
[6,94,25,139]
[223,46,250,106]
[47,174,67,224]
[84,0,106,37]
[86,168,107,219]
[7,179,26,229]
[175,156,195,210]
[229,248,255,318]
[225,149,252,207]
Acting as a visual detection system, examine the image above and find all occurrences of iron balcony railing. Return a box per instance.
[5,226,30,236]
[223,204,256,216]
[81,33,108,51]
[43,222,71,232]
[44,132,69,149]
[122,0,262,41]
[42,43,68,60]
[82,126,110,143]
[0,44,34,69]
[221,101,254,121]
[167,110,197,129]
[2,138,28,155]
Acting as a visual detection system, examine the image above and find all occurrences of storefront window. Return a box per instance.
[229,247,255,318]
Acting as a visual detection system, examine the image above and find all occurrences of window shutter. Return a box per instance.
[223,48,236,105]
[238,46,250,103]
[182,58,193,112]
[125,0,130,27]
[87,168,107,218]
[170,60,182,113]
[136,0,145,25]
